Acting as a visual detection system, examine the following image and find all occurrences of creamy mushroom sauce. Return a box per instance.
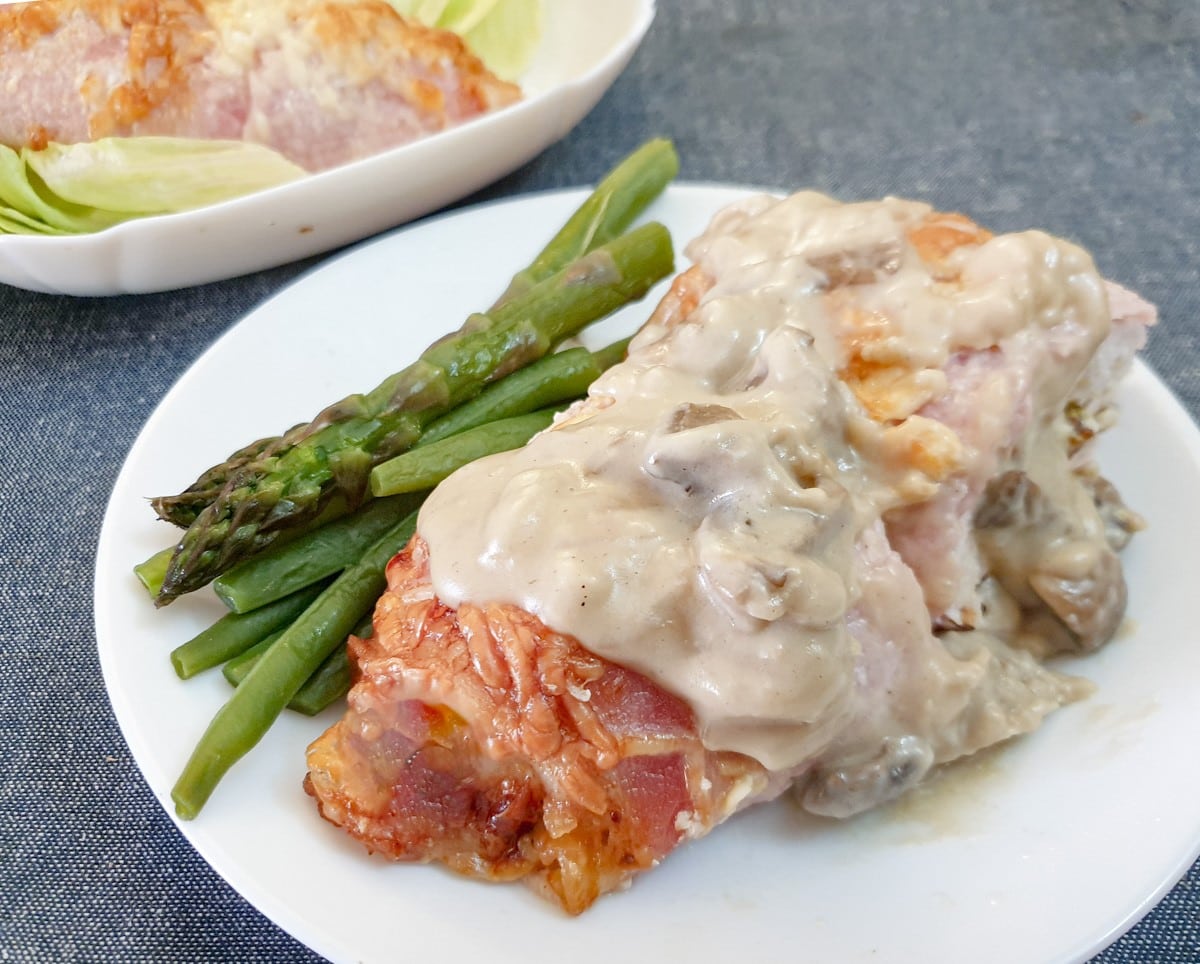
[419,192,1115,777]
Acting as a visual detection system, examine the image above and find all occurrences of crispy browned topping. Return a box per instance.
[906,210,993,279]
[0,2,62,48]
[407,77,447,116]
[89,0,211,138]
[838,211,990,418]
[644,264,714,330]
[26,125,51,151]
[309,0,521,111]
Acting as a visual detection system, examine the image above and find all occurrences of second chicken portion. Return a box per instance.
[0,0,521,171]
[306,191,1154,912]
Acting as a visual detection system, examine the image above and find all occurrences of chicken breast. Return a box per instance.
[306,192,1154,912]
[0,0,520,171]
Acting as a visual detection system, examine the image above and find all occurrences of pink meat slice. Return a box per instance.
[884,280,1155,633]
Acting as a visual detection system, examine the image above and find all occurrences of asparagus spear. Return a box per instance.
[154,433,291,529]
[151,138,678,530]
[156,223,673,605]
[140,338,630,601]
[493,138,679,305]
[137,490,360,602]
[171,510,419,819]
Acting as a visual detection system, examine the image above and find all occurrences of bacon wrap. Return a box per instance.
[304,536,774,914]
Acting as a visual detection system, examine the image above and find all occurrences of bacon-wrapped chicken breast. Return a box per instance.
[306,192,1154,912]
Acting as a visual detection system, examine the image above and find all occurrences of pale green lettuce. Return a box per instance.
[387,0,542,81]
[0,138,304,236]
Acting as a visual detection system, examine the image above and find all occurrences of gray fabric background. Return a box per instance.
[2,0,1198,959]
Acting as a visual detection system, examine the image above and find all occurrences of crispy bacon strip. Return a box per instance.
[305,538,774,914]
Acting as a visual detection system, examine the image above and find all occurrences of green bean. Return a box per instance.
[591,335,632,371]
[134,547,172,597]
[220,632,281,687]
[287,643,354,716]
[223,615,370,715]
[170,510,418,820]
[370,408,559,497]
[169,581,329,679]
[211,491,424,614]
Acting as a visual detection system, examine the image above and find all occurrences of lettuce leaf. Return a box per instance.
[0,138,305,237]
[387,0,542,81]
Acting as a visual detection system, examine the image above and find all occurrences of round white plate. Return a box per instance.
[95,184,1200,964]
[0,0,653,296]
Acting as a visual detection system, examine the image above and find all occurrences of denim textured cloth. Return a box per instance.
[1,0,1198,960]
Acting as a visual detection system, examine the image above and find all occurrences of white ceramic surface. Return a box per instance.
[96,185,1200,964]
[0,0,653,295]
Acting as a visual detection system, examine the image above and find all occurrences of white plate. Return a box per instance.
[0,0,653,296]
[95,185,1200,964]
